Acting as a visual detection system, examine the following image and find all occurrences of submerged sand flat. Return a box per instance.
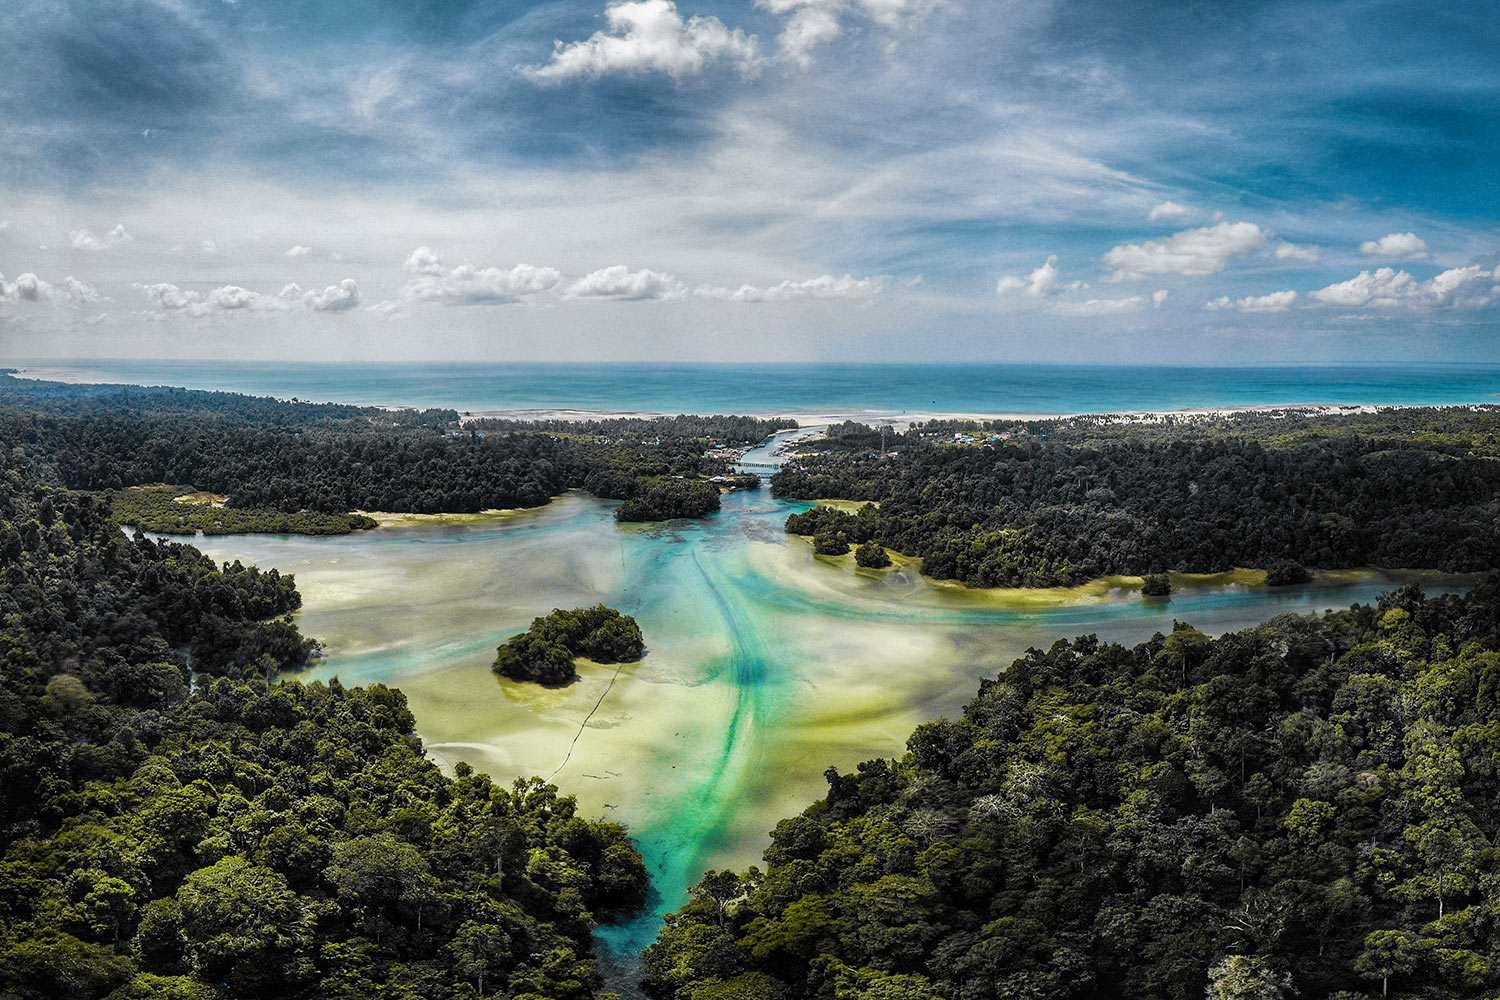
[188,486,1476,952]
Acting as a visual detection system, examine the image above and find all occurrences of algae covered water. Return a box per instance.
[184,469,1474,963]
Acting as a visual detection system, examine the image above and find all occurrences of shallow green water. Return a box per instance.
[185,480,1474,964]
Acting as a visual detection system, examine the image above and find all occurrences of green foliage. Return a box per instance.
[1266,561,1312,586]
[647,580,1500,1000]
[854,542,892,569]
[112,488,377,536]
[1142,573,1172,596]
[493,605,646,686]
[0,482,647,1000]
[813,532,851,556]
[616,479,722,522]
[773,407,1500,587]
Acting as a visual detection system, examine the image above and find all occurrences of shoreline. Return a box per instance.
[6,365,1490,427]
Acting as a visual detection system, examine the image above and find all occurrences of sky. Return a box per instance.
[0,0,1498,363]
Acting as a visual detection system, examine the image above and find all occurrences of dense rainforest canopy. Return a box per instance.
[647,580,1500,1000]
[774,407,1500,587]
[0,474,648,1000]
[0,376,791,522]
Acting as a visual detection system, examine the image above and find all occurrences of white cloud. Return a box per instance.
[62,276,103,303]
[0,272,102,305]
[1274,242,1321,263]
[286,245,312,258]
[769,3,843,66]
[1359,232,1429,259]
[200,240,218,255]
[69,224,133,251]
[1053,295,1147,317]
[0,273,47,303]
[1310,265,1495,309]
[1103,221,1266,280]
[387,248,563,307]
[1152,289,1170,308]
[526,0,761,82]
[758,0,941,65]
[137,278,361,316]
[1206,290,1298,312]
[566,265,687,300]
[996,255,1083,297]
[695,273,886,301]
[1147,200,1189,221]
[298,279,362,311]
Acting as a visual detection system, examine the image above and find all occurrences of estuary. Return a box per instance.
[180,434,1474,963]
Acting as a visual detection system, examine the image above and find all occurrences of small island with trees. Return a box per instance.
[491,605,646,686]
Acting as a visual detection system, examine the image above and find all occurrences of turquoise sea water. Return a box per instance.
[12,359,1500,418]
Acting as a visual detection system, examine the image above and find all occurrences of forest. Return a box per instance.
[615,479,725,523]
[646,580,1500,1000]
[0,475,649,999]
[111,488,379,536]
[774,407,1500,586]
[0,376,791,521]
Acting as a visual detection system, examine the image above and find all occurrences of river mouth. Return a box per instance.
[181,469,1477,981]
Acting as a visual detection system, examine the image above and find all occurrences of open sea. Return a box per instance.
[8,359,1500,420]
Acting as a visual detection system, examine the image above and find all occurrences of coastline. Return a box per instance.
[6,364,1484,427]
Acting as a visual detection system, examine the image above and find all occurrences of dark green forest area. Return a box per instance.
[774,408,1500,587]
[0,476,648,1000]
[493,607,646,687]
[648,581,1500,1000]
[111,488,380,537]
[0,376,791,522]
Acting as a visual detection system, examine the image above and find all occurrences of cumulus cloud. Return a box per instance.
[1206,290,1298,312]
[566,265,687,300]
[1360,232,1430,259]
[136,278,361,316]
[404,247,445,276]
[1152,289,1170,308]
[1310,265,1495,309]
[1147,200,1189,221]
[758,0,940,66]
[1274,242,1321,263]
[69,224,133,251]
[1,272,102,305]
[526,0,761,81]
[292,279,362,311]
[0,273,46,303]
[996,255,1083,297]
[286,245,312,258]
[62,276,104,303]
[695,273,886,301]
[1103,221,1266,281]
[386,247,563,307]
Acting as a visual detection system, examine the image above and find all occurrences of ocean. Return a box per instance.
[8,359,1500,420]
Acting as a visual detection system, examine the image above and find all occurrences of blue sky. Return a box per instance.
[1,0,1497,362]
